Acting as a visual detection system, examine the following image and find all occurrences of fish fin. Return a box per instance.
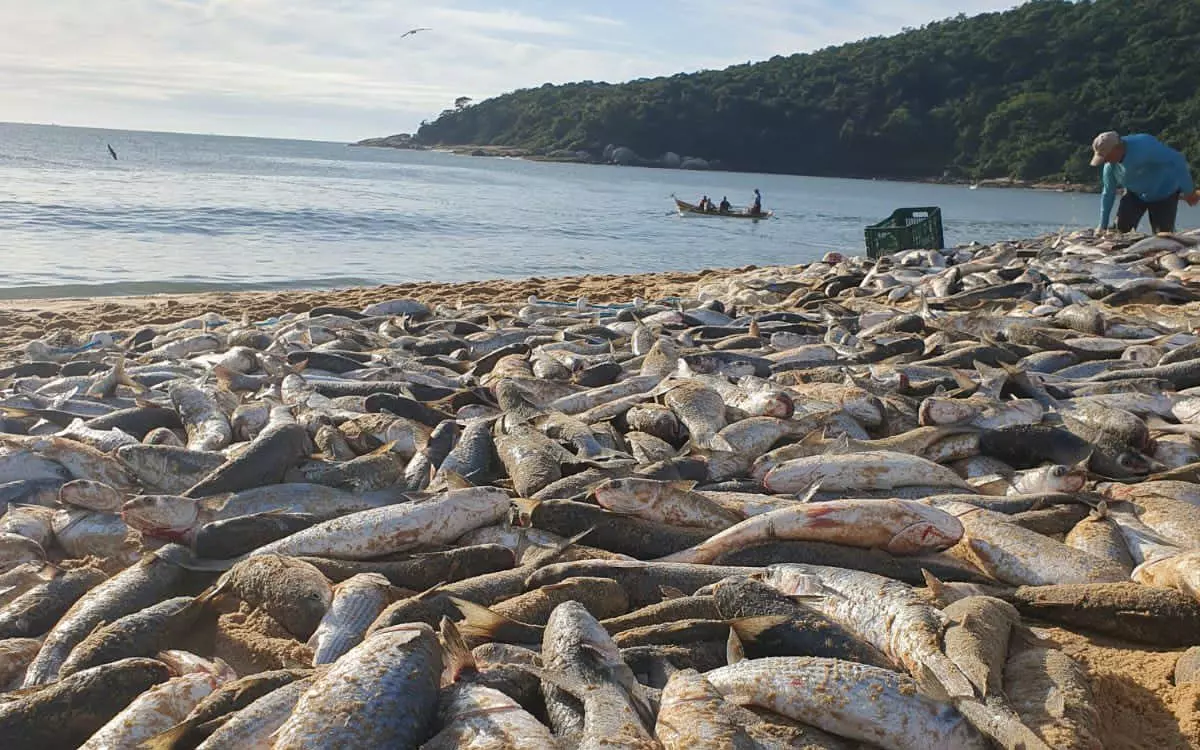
[137,720,196,750]
[950,368,978,392]
[916,663,954,702]
[659,586,687,600]
[448,596,541,642]
[728,615,791,642]
[440,470,473,490]
[921,569,950,604]
[824,433,853,455]
[797,428,825,447]
[794,482,822,503]
[114,356,145,392]
[509,497,538,528]
[359,440,397,458]
[438,616,478,684]
[408,581,448,601]
[748,318,760,338]
[726,627,745,665]
[668,480,698,492]
[529,526,595,565]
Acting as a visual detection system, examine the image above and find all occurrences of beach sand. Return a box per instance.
[0,266,764,353]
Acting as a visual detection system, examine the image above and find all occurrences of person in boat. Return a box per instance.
[1091,130,1199,234]
[719,196,731,213]
[749,189,762,216]
[698,195,710,212]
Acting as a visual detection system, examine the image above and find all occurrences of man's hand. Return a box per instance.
[1183,190,1200,207]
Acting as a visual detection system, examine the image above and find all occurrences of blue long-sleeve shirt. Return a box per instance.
[1100,134,1195,228]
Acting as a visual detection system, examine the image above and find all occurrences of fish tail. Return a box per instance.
[438,616,478,683]
[954,697,1054,750]
[727,615,792,643]
[136,719,197,750]
[726,627,745,665]
[114,356,145,392]
[448,596,543,644]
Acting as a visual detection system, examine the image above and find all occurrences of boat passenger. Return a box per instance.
[698,195,710,212]
[750,189,762,216]
[719,197,731,213]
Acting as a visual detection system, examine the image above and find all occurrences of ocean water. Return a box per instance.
[0,122,1138,300]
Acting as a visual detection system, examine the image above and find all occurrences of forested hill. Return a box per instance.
[413,0,1200,182]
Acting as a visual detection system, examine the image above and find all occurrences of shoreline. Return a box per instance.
[354,141,1101,192]
[0,264,767,351]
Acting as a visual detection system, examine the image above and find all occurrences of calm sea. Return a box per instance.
[0,122,1134,300]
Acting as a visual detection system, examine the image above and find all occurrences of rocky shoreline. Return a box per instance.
[352,135,1102,191]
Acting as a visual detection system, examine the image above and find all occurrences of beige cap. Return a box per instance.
[1090,131,1121,166]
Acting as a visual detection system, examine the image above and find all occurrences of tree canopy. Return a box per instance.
[414,0,1200,183]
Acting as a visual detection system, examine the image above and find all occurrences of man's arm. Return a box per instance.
[1170,146,1195,196]
[1100,163,1117,229]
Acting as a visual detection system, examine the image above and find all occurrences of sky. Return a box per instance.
[0,0,1022,142]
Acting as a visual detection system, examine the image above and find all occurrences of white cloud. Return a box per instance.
[0,0,1024,140]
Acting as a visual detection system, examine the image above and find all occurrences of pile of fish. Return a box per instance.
[1,228,1199,749]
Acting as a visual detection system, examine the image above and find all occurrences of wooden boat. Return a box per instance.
[673,197,774,220]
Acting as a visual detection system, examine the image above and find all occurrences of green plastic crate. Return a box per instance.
[864,207,945,259]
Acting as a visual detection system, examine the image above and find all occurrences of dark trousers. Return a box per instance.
[1116,191,1179,233]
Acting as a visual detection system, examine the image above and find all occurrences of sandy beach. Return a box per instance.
[0,265,757,354]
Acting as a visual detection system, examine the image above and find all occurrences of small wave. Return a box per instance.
[1,203,427,238]
[0,277,379,300]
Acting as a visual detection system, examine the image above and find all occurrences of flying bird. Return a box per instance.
[401,27,430,38]
[107,143,118,160]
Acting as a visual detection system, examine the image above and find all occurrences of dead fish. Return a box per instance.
[58,480,123,513]
[762,450,971,493]
[593,477,743,529]
[658,499,963,564]
[78,671,224,750]
[271,623,442,749]
[22,551,190,686]
[0,564,107,640]
[761,563,977,699]
[216,555,332,640]
[1008,582,1200,647]
[0,657,171,749]
[706,657,988,749]
[249,486,510,561]
[57,596,198,679]
[168,383,232,452]
[1003,639,1102,750]
[934,501,1130,586]
[307,572,391,666]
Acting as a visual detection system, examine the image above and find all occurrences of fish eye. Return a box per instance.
[1052,466,1066,477]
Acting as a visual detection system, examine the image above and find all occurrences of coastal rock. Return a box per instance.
[610,146,641,166]
[352,134,427,150]
[680,157,711,170]
[662,152,682,169]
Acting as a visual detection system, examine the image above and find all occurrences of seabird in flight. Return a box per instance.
[401,27,431,38]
